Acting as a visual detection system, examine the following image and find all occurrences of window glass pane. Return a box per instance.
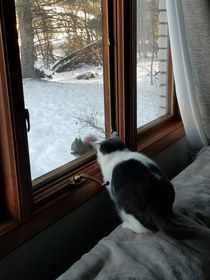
[137,0,169,127]
[15,0,105,180]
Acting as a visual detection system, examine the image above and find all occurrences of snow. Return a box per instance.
[23,59,160,180]
[136,59,159,127]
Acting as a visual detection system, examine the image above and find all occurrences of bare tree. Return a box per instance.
[137,0,159,84]
[148,0,159,85]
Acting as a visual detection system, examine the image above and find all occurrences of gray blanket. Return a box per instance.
[58,147,210,280]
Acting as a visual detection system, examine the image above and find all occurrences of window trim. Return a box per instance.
[108,0,137,150]
[0,23,21,228]
[0,0,184,260]
[137,116,184,156]
[32,159,102,214]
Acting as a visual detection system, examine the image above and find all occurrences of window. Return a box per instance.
[0,0,184,259]
[137,0,169,127]
[15,0,106,182]
[136,0,184,156]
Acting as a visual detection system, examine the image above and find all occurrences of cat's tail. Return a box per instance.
[153,211,208,240]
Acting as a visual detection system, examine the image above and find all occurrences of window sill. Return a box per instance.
[137,116,185,157]
[0,219,19,237]
[0,166,103,260]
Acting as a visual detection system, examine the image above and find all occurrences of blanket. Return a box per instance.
[57,147,210,280]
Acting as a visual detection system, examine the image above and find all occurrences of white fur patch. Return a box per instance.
[154,173,162,180]
[120,210,151,234]
[97,150,156,191]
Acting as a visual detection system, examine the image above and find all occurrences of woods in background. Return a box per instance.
[16,0,159,80]
[16,0,102,77]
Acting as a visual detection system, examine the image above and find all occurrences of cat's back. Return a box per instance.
[112,157,163,187]
[102,150,154,171]
[100,150,153,181]
[111,158,175,215]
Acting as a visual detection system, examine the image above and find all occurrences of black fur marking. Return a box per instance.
[111,159,175,232]
[99,137,126,155]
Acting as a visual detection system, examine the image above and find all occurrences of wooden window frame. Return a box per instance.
[0,0,184,260]
[108,0,184,157]
[108,0,137,150]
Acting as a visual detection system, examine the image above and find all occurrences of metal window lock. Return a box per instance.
[24,108,30,132]
[70,173,109,188]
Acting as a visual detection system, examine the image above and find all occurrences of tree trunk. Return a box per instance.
[16,0,36,78]
[150,49,154,85]
[84,1,91,45]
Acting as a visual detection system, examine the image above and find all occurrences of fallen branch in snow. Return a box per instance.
[51,40,103,73]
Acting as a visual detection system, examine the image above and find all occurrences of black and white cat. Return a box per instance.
[94,133,193,239]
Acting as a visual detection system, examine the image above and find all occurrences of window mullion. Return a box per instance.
[116,0,126,143]
[109,0,137,149]
[102,0,112,139]
[107,0,119,134]
[123,0,137,151]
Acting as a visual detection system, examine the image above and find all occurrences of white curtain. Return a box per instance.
[166,0,209,151]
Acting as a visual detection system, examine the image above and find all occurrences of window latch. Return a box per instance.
[24,108,30,132]
[70,173,109,188]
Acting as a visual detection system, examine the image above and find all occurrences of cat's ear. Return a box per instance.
[111,131,119,138]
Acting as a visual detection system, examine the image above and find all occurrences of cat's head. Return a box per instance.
[93,132,127,164]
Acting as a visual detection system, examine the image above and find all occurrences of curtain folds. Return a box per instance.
[166,0,210,151]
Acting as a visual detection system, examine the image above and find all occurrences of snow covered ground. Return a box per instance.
[23,59,159,180]
[136,60,159,126]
